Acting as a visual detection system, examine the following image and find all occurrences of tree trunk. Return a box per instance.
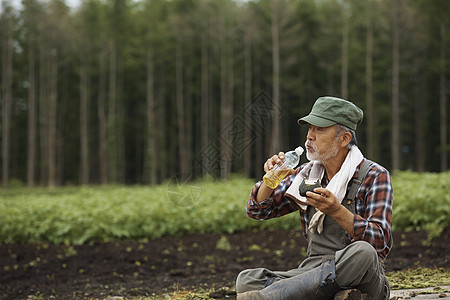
[185,43,193,179]
[159,69,167,182]
[391,0,401,171]
[56,77,66,186]
[97,49,108,184]
[271,0,281,154]
[201,33,209,177]
[220,29,228,179]
[108,43,118,182]
[27,32,37,187]
[439,21,447,172]
[414,74,425,172]
[341,4,349,99]
[116,58,125,183]
[176,39,188,179]
[39,47,49,185]
[365,0,374,159]
[226,40,234,177]
[219,15,234,180]
[48,49,58,187]
[80,54,90,185]
[244,23,252,178]
[1,11,14,188]
[253,39,264,180]
[145,46,157,184]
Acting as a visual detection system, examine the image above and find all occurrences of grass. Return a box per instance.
[138,268,450,299]
[387,267,450,290]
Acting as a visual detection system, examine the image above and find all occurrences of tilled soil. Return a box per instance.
[1,229,449,299]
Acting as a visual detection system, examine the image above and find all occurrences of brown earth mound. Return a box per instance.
[1,229,449,299]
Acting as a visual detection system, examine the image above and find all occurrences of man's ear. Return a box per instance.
[340,131,352,148]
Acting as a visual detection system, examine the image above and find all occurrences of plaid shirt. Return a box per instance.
[247,159,393,259]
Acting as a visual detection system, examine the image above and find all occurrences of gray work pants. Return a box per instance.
[236,241,389,300]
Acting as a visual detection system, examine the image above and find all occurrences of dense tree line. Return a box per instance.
[0,0,448,187]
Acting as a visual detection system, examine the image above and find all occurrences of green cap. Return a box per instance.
[297,96,363,131]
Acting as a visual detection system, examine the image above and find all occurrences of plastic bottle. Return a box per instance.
[263,146,304,189]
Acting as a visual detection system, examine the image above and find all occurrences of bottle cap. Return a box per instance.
[295,146,304,156]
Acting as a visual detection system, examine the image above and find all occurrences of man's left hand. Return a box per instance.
[305,188,341,217]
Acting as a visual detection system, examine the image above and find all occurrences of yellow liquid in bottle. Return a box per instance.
[263,169,292,189]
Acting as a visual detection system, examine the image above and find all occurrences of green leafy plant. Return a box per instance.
[391,171,450,236]
[0,171,448,244]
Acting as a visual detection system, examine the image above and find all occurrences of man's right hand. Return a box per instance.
[264,152,285,172]
[257,152,295,203]
[263,152,296,176]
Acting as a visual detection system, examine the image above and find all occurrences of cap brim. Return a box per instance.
[297,114,337,127]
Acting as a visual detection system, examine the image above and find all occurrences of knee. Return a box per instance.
[350,241,379,267]
[336,241,384,291]
[236,269,253,293]
[351,241,377,257]
[236,267,273,293]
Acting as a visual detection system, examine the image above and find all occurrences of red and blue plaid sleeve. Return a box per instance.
[353,163,393,259]
[246,176,299,220]
[246,166,310,239]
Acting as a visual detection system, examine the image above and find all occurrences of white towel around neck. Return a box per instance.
[285,145,364,234]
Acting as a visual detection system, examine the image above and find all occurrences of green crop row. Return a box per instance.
[391,170,450,237]
[0,176,298,244]
[0,171,448,244]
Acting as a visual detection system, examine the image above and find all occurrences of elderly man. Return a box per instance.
[236,97,392,300]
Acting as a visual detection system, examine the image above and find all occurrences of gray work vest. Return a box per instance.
[306,159,373,257]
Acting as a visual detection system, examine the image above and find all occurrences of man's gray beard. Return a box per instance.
[305,139,339,163]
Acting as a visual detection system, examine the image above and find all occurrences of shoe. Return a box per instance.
[237,260,339,300]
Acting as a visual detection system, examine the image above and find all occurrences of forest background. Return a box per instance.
[0,0,449,188]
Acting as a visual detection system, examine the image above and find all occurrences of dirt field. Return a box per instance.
[1,229,449,299]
